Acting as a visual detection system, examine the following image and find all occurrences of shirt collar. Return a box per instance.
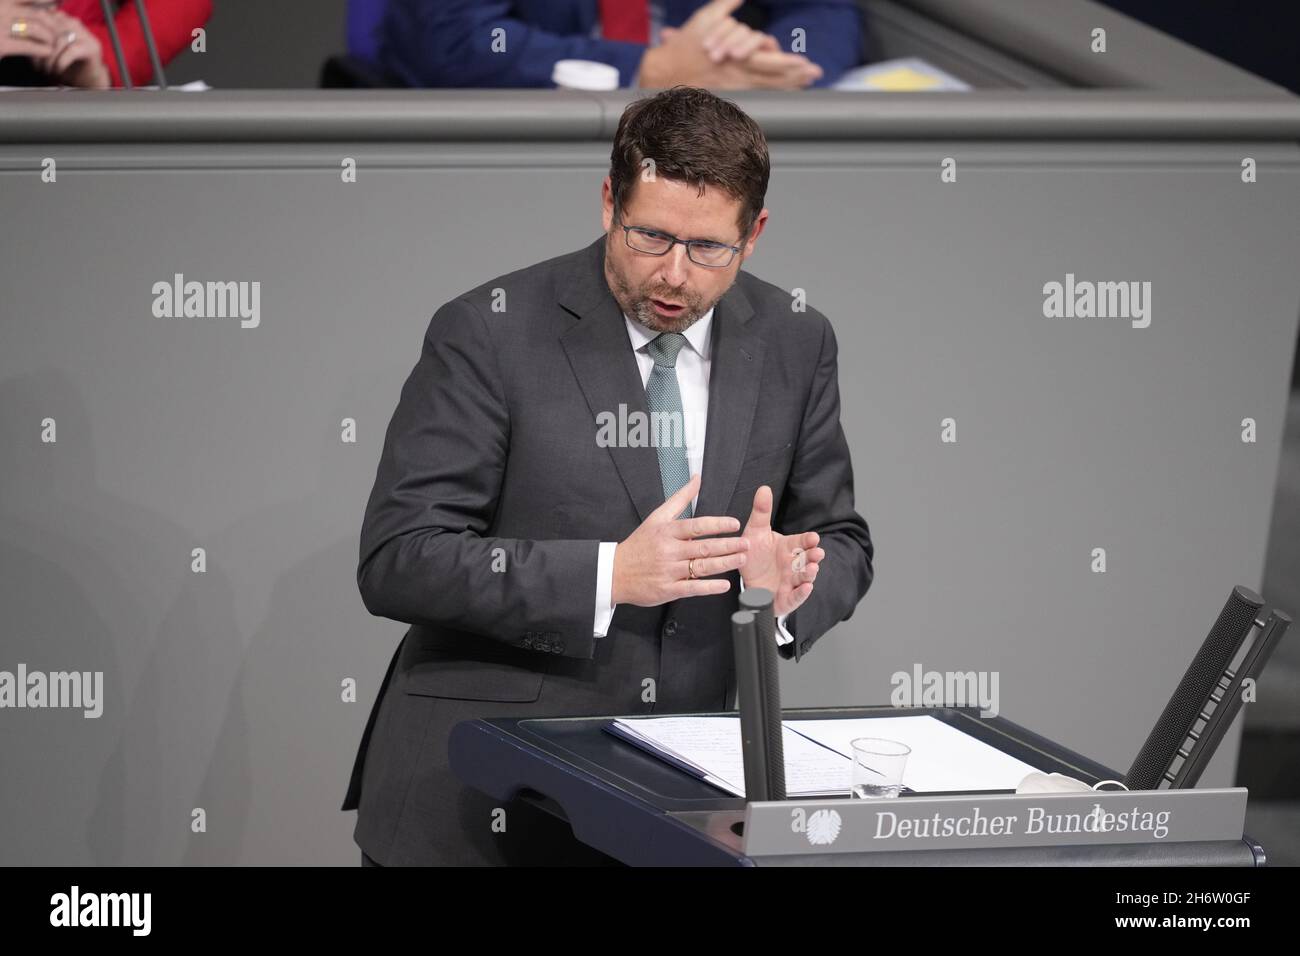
[623,305,715,361]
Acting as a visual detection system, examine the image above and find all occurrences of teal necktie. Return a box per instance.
[644,332,693,519]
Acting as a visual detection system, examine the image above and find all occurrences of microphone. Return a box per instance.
[732,587,785,801]
[97,0,169,88]
[1125,586,1273,790]
[1170,606,1291,788]
[97,0,131,88]
[131,0,167,88]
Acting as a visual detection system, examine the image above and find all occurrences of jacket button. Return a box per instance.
[800,639,811,654]
[663,618,678,637]
[551,643,564,654]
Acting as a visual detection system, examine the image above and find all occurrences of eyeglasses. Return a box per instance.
[616,214,743,269]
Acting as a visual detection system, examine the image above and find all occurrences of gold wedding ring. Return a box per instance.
[791,548,806,573]
[10,19,30,38]
[687,558,698,579]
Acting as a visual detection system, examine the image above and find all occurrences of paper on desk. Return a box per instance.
[611,716,852,797]
[831,57,971,92]
[785,716,1043,792]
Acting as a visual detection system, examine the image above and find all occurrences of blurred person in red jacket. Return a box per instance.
[1,0,210,88]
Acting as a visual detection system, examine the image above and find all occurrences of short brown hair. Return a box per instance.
[609,86,770,244]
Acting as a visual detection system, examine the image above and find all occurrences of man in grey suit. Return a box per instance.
[342,86,873,866]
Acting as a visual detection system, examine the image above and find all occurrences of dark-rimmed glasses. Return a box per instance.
[616,214,743,268]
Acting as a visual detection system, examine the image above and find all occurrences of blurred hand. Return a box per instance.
[0,0,58,62]
[0,1,109,87]
[636,0,822,90]
[35,9,111,88]
[660,18,779,64]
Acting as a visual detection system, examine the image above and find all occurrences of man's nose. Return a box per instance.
[658,243,692,286]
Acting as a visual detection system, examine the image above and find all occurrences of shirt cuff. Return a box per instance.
[593,541,618,637]
[738,577,795,645]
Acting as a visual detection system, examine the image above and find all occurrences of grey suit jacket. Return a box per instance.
[341,235,873,865]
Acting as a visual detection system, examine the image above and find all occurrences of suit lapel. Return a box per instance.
[696,282,763,519]
[560,238,666,524]
[558,235,765,524]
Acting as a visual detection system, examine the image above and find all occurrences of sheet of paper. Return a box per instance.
[785,715,1044,792]
[613,716,852,797]
[831,57,972,92]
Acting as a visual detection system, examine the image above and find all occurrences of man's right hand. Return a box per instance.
[611,473,750,607]
[635,0,823,90]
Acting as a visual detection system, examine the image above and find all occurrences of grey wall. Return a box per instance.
[1,122,1297,863]
[165,0,347,89]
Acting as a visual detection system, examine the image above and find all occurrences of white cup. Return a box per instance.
[552,59,620,91]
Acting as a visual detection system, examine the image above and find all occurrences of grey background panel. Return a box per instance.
[1,137,1296,864]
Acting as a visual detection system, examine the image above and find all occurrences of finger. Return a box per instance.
[736,49,820,77]
[796,531,820,550]
[710,23,763,62]
[742,71,802,91]
[52,40,86,76]
[796,546,826,566]
[680,535,749,559]
[673,513,742,540]
[685,549,747,578]
[683,2,744,42]
[48,29,81,71]
[695,0,745,28]
[745,60,822,87]
[650,472,701,521]
[703,20,746,61]
[19,38,58,66]
[7,15,57,49]
[744,485,773,534]
[722,28,768,62]
[668,578,732,600]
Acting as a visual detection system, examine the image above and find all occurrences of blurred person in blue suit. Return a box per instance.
[377,0,863,89]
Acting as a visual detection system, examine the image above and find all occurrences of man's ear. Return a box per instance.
[743,208,769,257]
[601,177,614,232]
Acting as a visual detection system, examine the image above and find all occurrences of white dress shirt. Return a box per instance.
[592,306,795,647]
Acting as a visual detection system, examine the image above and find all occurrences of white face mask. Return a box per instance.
[1016,772,1130,794]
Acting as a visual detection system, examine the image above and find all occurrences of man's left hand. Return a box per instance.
[738,485,824,617]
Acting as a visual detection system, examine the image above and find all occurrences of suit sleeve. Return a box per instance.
[775,312,874,659]
[357,296,602,660]
[763,0,864,88]
[380,0,648,88]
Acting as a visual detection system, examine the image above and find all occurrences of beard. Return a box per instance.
[604,233,736,334]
